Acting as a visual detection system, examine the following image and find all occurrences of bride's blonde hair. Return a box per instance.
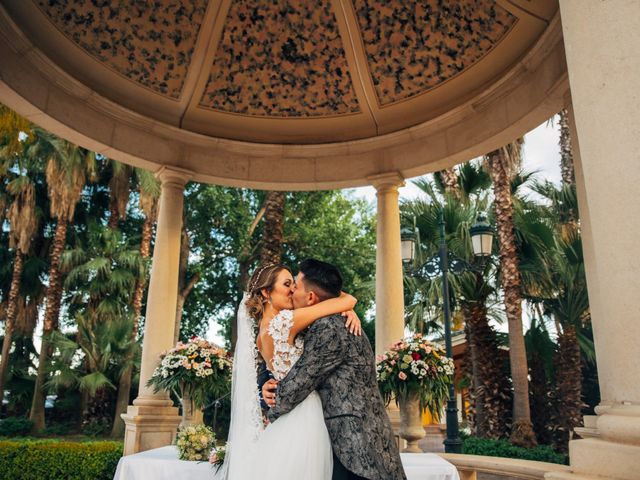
[245,263,291,322]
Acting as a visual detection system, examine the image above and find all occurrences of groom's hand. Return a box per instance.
[262,378,278,408]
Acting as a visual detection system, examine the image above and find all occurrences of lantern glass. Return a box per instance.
[470,216,493,257]
[401,237,415,264]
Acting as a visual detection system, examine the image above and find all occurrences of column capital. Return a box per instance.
[368,171,405,192]
[155,165,193,188]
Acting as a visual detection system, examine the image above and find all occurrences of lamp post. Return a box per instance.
[401,211,493,454]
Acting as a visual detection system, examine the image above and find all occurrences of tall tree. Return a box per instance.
[437,167,461,198]
[53,222,142,431]
[260,191,285,264]
[403,170,510,438]
[107,160,132,230]
[0,174,38,402]
[485,140,537,447]
[111,167,159,437]
[28,130,96,431]
[558,109,576,186]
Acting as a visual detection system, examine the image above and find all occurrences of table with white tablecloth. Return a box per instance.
[114,445,460,480]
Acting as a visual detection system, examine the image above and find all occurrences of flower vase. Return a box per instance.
[399,391,425,453]
[180,390,204,427]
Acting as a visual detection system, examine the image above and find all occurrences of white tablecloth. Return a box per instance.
[114,446,460,480]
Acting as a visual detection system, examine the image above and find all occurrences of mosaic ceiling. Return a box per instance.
[18,0,554,141]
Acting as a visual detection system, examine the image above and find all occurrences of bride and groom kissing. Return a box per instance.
[218,259,406,480]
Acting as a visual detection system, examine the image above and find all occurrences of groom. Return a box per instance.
[263,258,406,480]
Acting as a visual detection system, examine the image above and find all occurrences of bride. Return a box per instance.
[217,263,361,480]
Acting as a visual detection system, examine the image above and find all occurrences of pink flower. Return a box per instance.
[398,372,407,380]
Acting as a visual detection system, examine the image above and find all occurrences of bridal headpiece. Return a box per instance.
[247,263,278,293]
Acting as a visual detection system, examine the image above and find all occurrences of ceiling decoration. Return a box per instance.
[353,0,517,105]
[4,0,556,142]
[198,0,360,117]
[35,0,208,99]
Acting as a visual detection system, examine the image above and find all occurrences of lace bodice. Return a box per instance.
[267,309,304,381]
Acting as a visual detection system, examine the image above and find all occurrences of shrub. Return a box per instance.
[81,417,111,437]
[0,439,123,480]
[40,421,76,436]
[0,417,33,437]
[462,436,568,465]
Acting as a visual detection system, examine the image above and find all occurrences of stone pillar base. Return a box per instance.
[545,436,640,480]
[121,404,182,456]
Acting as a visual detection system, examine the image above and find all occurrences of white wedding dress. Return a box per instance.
[228,309,333,480]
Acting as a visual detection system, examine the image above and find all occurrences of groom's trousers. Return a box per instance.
[333,453,367,480]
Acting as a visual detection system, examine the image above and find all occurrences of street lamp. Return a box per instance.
[402,212,494,454]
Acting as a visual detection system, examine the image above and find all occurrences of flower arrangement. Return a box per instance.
[148,336,232,410]
[376,333,454,417]
[175,423,216,461]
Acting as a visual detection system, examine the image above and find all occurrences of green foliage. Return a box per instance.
[181,185,377,345]
[39,421,75,436]
[0,439,122,480]
[0,417,33,437]
[462,436,568,465]
[81,418,112,437]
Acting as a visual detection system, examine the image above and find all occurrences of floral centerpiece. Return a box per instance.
[148,336,232,423]
[176,423,216,461]
[376,333,454,417]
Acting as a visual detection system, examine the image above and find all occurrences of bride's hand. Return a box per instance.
[341,310,362,336]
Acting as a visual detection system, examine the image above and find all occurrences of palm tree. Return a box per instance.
[484,140,537,447]
[260,191,285,264]
[558,109,575,186]
[56,222,142,430]
[0,173,39,402]
[542,233,589,452]
[107,160,132,230]
[28,130,97,431]
[402,169,511,438]
[437,167,461,198]
[111,167,160,437]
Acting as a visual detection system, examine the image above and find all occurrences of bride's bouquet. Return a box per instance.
[148,336,233,409]
[376,333,454,418]
[176,423,216,461]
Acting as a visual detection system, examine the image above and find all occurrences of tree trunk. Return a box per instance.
[559,109,576,186]
[30,220,68,432]
[530,349,552,445]
[108,204,119,230]
[551,324,582,453]
[174,226,199,344]
[487,149,537,447]
[111,215,153,437]
[260,191,285,265]
[0,251,24,403]
[439,168,460,198]
[464,293,511,439]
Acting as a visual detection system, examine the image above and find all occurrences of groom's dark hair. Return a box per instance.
[298,258,342,301]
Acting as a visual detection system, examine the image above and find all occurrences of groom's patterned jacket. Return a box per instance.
[268,314,407,480]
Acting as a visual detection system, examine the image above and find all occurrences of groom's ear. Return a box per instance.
[307,291,318,306]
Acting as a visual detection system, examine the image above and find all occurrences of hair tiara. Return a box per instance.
[247,263,278,292]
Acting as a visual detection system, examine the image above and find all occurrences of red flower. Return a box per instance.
[412,352,421,361]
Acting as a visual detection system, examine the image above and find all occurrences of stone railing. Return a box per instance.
[438,454,571,480]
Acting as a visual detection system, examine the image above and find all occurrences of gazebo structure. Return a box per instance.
[0,1,638,479]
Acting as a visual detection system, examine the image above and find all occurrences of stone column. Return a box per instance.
[550,2,640,479]
[369,172,405,355]
[122,166,191,455]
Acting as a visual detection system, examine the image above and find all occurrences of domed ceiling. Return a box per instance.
[3,0,558,144]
